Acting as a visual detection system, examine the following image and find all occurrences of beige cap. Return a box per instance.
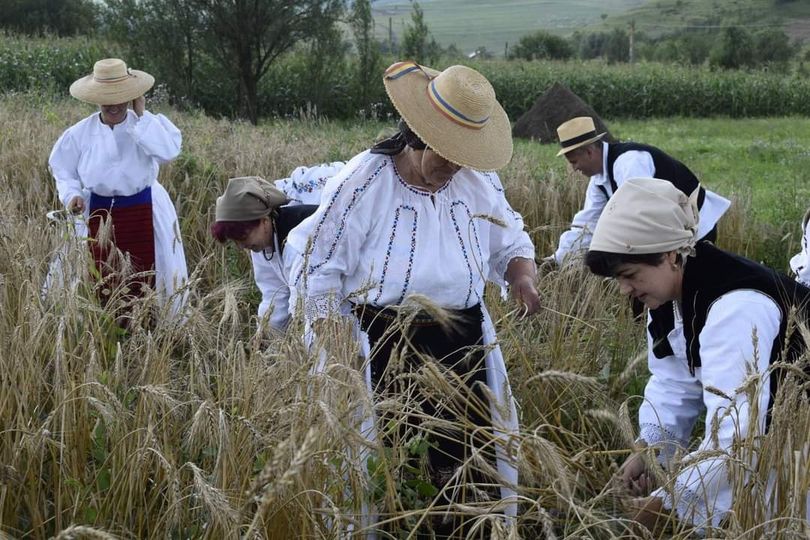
[590,177,700,257]
[215,176,288,222]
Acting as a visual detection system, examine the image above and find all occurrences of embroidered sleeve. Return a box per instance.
[484,173,536,287]
[296,156,383,321]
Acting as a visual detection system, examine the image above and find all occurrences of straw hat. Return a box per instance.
[382,61,512,171]
[215,176,288,222]
[556,116,606,156]
[70,58,155,106]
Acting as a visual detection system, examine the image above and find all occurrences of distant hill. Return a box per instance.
[372,0,810,59]
[601,0,810,42]
[371,0,646,57]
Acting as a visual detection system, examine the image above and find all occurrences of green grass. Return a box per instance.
[515,116,810,268]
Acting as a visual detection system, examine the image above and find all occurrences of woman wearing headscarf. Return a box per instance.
[48,58,188,316]
[584,177,810,534]
[287,61,539,536]
[211,175,320,331]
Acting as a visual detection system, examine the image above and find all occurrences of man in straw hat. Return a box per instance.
[210,163,345,331]
[545,116,730,268]
[49,58,188,318]
[585,178,810,535]
[287,60,539,536]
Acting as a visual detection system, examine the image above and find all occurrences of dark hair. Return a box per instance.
[369,118,427,155]
[210,219,262,243]
[584,250,668,277]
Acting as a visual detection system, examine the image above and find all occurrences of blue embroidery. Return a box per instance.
[374,205,418,304]
[391,157,454,196]
[306,161,385,274]
[448,200,483,306]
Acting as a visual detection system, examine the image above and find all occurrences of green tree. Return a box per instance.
[104,0,205,108]
[710,27,755,69]
[402,2,433,64]
[509,30,573,61]
[350,0,382,113]
[0,0,98,36]
[753,28,796,70]
[605,28,629,63]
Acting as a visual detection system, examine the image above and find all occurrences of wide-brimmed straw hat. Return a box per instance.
[215,176,288,222]
[70,58,155,106]
[382,61,512,171]
[556,116,606,157]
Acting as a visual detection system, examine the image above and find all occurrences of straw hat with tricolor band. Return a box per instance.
[70,58,155,106]
[556,116,606,157]
[382,61,512,171]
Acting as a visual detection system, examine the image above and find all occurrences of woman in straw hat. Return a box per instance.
[584,178,810,534]
[209,165,344,331]
[48,58,188,317]
[287,61,539,536]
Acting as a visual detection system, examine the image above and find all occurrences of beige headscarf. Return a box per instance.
[590,177,700,257]
[215,176,288,222]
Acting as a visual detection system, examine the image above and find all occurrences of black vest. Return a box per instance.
[648,242,810,375]
[603,142,706,210]
[275,204,317,255]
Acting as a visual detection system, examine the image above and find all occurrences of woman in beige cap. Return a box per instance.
[48,58,188,317]
[585,177,810,535]
[287,61,539,536]
[210,169,343,331]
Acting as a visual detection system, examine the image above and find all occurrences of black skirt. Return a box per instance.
[353,302,498,535]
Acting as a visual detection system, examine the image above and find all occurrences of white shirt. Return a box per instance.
[287,151,536,320]
[49,110,182,207]
[554,142,731,264]
[639,290,781,529]
[790,213,810,286]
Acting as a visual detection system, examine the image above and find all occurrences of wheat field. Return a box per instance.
[0,93,808,538]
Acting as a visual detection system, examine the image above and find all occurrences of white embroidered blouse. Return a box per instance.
[287,151,536,320]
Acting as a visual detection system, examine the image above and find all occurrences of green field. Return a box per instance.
[373,0,810,57]
[372,0,645,56]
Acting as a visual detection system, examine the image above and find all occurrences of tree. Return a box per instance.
[192,0,343,124]
[605,28,629,63]
[104,0,205,108]
[351,0,382,113]
[402,2,432,64]
[753,28,796,70]
[509,30,573,61]
[709,27,755,69]
[0,0,98,36]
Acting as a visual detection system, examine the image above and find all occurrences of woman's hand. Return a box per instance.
[132,96,145,117]
[626,496,666,535]
[505,257,540,316]
[68,196,85,214]
[617,449,655,496]
[510,274,541,316]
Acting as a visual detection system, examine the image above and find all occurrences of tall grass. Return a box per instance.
[1,93,808,538]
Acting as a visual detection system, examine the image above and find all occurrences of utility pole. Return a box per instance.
[389,17,393,54]
[628,20,635,64]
